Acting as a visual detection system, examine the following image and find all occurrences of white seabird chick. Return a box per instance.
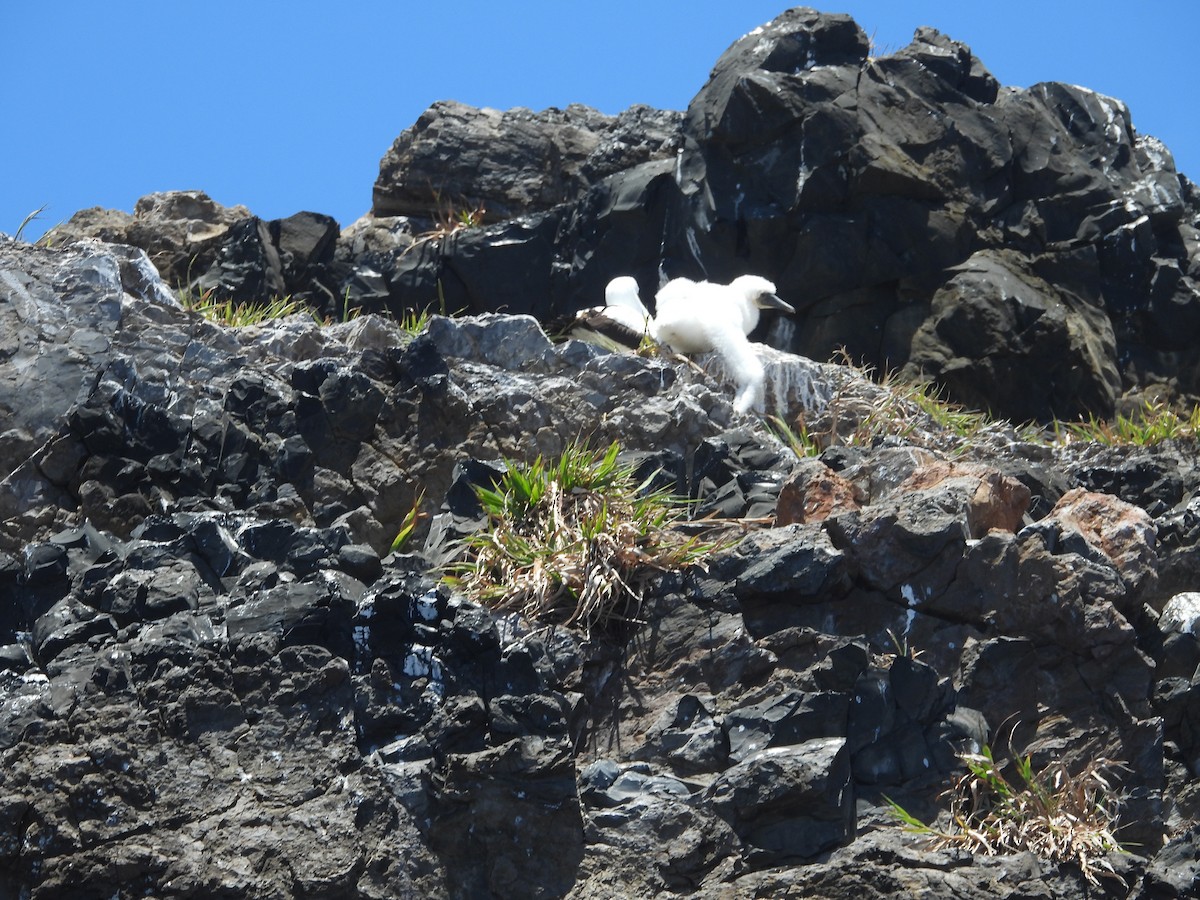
[570,276,655,350]
[654,275,795,413]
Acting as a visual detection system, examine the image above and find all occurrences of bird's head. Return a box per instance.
[605,276,643,310]
[729,275,794,333]
[600,277,648,314]
[731,275,795,314]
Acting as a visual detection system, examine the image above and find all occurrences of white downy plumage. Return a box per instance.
[654,275,794,413]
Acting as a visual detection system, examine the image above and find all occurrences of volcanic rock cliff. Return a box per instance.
[52,10,1200,425]
[5,6,1200,899]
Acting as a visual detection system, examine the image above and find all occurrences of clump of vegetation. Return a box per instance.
[780,354,996,457]
[1054,400,1200,447]
[391,192,487,283]
[399,305,434,336]
[434,199,486,234]
[444,441,720,636]
[397,281,463,336]
[771,351,1197,458]
[872,627,925,667]
[886,745,1127,887]
[902,379,993,441]
[811,355,1200,453]
[865,29,898,61]
[178,272,463,335]
[401,191,486,255]
[179,285,309,327]
[766,414,822,458]
[324,286,362,326]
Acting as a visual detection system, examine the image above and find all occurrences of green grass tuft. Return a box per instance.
[399,305,434,336]
[178,285,310,328]
[903,380,992,440]
[444,440,721,636]
[390,490,428,554]
[330,286,361,325]
[1054,400,1200,447]
[765,414,822,458]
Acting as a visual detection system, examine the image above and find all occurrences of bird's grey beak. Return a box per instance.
[759,293,795,314]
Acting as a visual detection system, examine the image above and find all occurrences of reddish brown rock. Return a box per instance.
[897,461,1031,538]
[1047,487,1158,603]
[776,461,863,525]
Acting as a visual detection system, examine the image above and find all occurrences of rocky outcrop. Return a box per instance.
[653,11,1199,421]
[667,11,1199,421]
[46,10,1200,423]
[372,101,683,221]
[48,191,251,289]
[905,249,1123,420]
[48,191,343,311]
[18,9,1200,891]
[2,234,1200,897]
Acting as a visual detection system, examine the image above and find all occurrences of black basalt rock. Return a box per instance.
[22,543,68,587]
[9,8,1200,896]
[705,735,854,864]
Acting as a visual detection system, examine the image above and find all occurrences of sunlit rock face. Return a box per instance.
[0,228,1198,895]
[14,11,1200,893]
[49,10,1200,423]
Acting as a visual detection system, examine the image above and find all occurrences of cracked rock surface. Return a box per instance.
[1,233,1199,898]
[10,5,1200,897]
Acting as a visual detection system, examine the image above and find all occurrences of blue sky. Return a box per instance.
[3,2,1197,241]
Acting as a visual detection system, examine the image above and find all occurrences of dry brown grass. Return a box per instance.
[887,745,1127,886]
